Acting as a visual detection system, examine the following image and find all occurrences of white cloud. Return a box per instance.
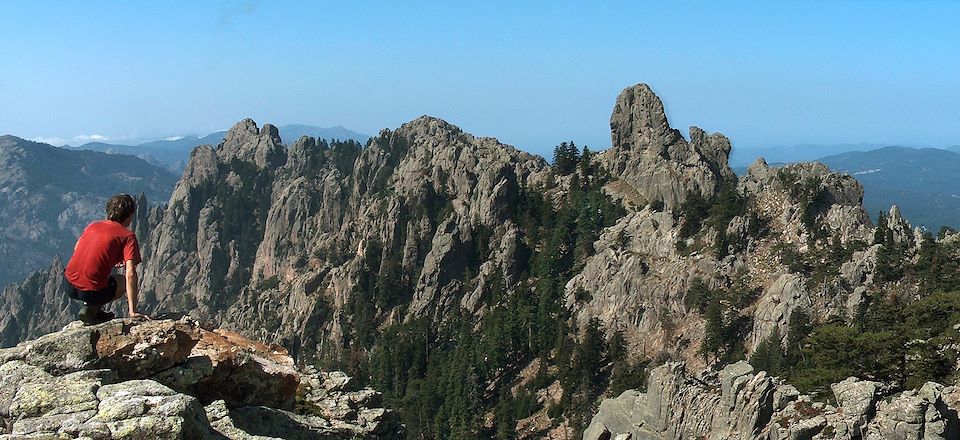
[163,136,185,141]
[74,134,109,143]
[30,134,113,147]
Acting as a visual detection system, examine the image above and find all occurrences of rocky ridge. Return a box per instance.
[138,114,550,359]
[4,84,887,369]
[585,361,960,440]
[0,316,400,439]
[0,83,947,438]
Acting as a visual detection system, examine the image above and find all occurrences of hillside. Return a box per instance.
[3,84,959,439]
[815,146,960,230]
[0,135,176,286]
[729,142,884,168]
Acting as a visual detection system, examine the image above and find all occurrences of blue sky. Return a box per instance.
[1,1,958,157]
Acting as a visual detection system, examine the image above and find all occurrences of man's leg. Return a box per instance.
[109,274,127,302]
[86,275,126,323]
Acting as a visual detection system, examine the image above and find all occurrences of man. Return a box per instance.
[64,194,150,324]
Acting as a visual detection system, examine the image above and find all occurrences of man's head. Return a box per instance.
[106,194,137,225]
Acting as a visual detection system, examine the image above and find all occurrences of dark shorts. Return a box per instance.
[68,276,118,306]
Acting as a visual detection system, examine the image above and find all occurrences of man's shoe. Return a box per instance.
[78,306,113,325]
[78,306,98,324]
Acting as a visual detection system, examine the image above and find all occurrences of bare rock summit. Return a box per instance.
[603,83,736,209]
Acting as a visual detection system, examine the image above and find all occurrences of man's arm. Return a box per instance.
[124,259,147,318]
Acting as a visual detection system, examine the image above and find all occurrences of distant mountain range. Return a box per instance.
[0,135,176,286]
[816,146,960,231]
[70,124,370,173]
[729,143,887,168]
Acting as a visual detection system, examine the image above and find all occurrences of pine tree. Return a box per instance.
[749,327,785,375]
[552,141,580,175]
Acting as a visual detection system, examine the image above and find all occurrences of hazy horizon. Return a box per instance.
[2,1,958,158]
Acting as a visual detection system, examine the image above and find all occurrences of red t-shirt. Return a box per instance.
[65,220,142,291]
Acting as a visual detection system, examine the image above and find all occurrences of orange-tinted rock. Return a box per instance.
[91,319,201,379]
[153,326,300,410]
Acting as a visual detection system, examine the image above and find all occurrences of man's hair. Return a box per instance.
[106,194,137,222]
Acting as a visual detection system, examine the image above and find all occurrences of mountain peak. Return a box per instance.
[396,115,465,141]
[218,118,286,168]
[403,115,460,130]
[603,83,735,208]
[610,83,678,152]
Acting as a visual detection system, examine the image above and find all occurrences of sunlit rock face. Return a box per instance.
[0,316,401,439]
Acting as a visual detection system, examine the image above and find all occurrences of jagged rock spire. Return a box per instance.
[604,83,735,209]
[609,83,681,155]
[218,118,286,169]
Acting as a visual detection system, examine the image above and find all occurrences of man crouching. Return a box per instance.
[64,193,150,324]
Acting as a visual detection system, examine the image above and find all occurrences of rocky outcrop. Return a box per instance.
[563,207,711,363]
[602,83,736,209]
[568,130,884,368]
[584,362,960,440]
[0,365,214,440]
[0,317,401,439]
[741,159,873,245]
[218,119,287,169]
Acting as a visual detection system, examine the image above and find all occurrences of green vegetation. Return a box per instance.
[606,329,648,397]
[873,211,914,283]
[337,143,632,439]
[675,182,766,258]
[754,236,960,398]
[686,274,760,364]
[777,168,829,238]
[749,326,785,376]
[774,238,867,288]
[552,141,581,175]
[784,292,960,396]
